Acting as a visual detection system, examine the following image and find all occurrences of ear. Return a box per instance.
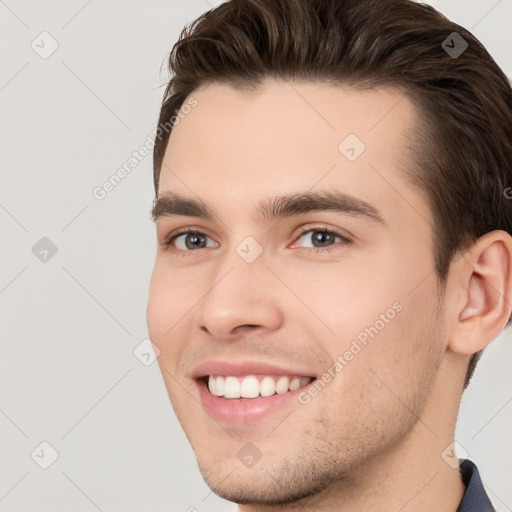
[447,230,512,355]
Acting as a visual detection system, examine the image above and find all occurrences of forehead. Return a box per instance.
[159,80,431,230]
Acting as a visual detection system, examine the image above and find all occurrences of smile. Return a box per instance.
[206,374,314,398]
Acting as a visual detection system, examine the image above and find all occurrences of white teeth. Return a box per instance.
[224,376,241,398]
[208,376,217,395]
[259,376,276,397]
[206,374,313,398]
[208,376,225,397]
[240,376,260,398]
[275,376,290,394]
[299,377,310,387]
[289,377,301,390]
[214,376,225,396]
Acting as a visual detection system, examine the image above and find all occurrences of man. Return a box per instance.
[146,0,512,510]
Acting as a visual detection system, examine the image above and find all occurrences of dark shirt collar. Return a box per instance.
[457,459,495,511]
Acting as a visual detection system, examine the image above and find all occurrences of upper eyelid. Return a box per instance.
[162,226,214,243]
[297,225,349,237]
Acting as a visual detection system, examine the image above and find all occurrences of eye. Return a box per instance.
[292,226,351,251]
[163,230,217,251]
[161,225,351,255]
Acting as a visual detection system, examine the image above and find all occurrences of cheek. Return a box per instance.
[146,262,203,372]
[281,257,383,322]
[309,247,440,383]
[146,266,167,338]
[342,273,443,404]
[294,266,399,359]
[146,262,184,344]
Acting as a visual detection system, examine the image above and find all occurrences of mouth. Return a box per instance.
[194,372,318,425]
[191,360,319,424]
[200,374,316,399]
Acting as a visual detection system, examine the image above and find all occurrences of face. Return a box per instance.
[146,80,447,505]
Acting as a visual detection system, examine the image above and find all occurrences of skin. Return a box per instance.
[146,79,512,511]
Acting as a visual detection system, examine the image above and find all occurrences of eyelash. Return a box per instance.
[161,225,352,256]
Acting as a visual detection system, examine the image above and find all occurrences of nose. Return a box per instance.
[195,251,284,340]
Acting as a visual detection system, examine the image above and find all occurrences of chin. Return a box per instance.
[193,450,345,507]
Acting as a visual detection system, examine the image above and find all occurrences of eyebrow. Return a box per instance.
[151,190,385,226]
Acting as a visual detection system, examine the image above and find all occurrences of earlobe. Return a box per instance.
[449,231,512,355]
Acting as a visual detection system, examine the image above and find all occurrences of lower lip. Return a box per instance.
[196,379,314,425]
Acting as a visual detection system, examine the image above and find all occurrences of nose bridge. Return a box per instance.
[195,236,283,338]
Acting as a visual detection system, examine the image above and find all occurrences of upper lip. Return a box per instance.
[191,360,317,379]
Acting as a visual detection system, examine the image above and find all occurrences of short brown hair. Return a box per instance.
[152,0,512,389]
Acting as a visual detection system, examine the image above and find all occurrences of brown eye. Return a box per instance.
[295,228,349,250]
[164,230,217,251]
[179,232,208,250]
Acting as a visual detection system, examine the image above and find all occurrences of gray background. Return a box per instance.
[0,1,511,511]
